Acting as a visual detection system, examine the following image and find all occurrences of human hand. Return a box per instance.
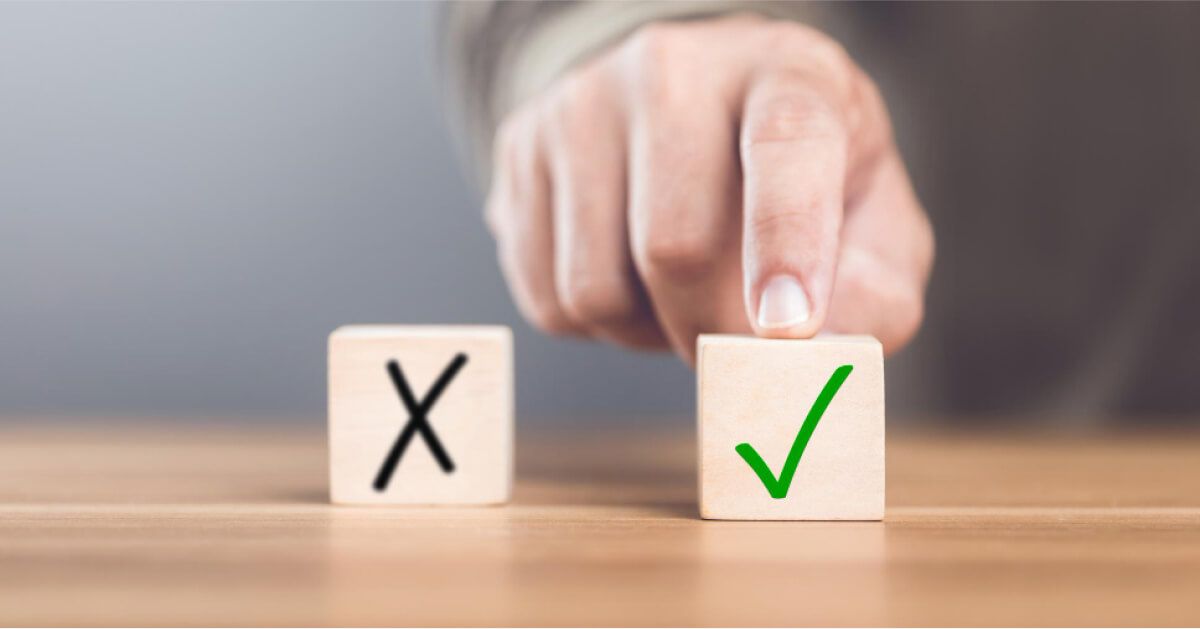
[485,14,934,362]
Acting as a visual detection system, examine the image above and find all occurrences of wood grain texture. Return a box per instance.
[1,418,1199,626]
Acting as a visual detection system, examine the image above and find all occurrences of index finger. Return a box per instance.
[740,70,848,338]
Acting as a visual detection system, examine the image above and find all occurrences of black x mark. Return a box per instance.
[373,353,468,492]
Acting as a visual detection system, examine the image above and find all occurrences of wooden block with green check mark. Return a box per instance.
[697,335,884,521]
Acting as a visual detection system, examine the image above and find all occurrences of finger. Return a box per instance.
[543,73,669,349]
[486,107,582,336]
[628,95,745,362]
[739,70,848,339]
[825,149,934,353]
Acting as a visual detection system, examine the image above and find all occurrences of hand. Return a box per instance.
[485,14,934,362]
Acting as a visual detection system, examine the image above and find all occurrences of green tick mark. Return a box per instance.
[734,365,854,499]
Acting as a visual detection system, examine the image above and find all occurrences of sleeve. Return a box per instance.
[438,1,832,189]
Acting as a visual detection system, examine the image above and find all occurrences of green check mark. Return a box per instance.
[734,365,854,499]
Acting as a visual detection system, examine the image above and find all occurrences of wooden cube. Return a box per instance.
[328,325,512,505]
[698,334,884,520]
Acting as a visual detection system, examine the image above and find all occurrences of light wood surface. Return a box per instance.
[1,418,1198,626]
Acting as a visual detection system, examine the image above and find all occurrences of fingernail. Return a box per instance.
[756,274,811,329]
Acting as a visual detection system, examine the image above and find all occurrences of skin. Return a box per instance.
[485,14,934,364]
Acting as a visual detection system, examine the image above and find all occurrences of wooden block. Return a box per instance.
[698,334,884,520]
[328,325,512,505]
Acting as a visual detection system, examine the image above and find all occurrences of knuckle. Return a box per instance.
[743,83,842,148]
[483,197,506,238]
[492,115,522,166]
[542,75,604,147]
[494,241,526,292]
[622,22,689,101]
[560,276,637,325]
[759,25,861,111]
[526,303,576,336]
[797,28,852,73]
[748,208,812,235]
[637,229,715,280]
[541,91,573,140]
[626,22,677,65]
[495,112,521,148]
[511,284,575,336]
[487,178,537,237]
[496,100,541,154]
[550,72,591,117]
[496,246,575,336]
[492,105,543,180]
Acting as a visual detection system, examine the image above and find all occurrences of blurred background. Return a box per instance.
[3,2,1198,424]
[0,1,693,422]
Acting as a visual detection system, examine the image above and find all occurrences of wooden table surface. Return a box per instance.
[1,418,1198,626]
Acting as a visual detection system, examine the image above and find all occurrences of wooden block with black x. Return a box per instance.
[328,325,513,505]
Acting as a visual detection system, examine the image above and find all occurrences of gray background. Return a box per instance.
[0,1,701,421]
